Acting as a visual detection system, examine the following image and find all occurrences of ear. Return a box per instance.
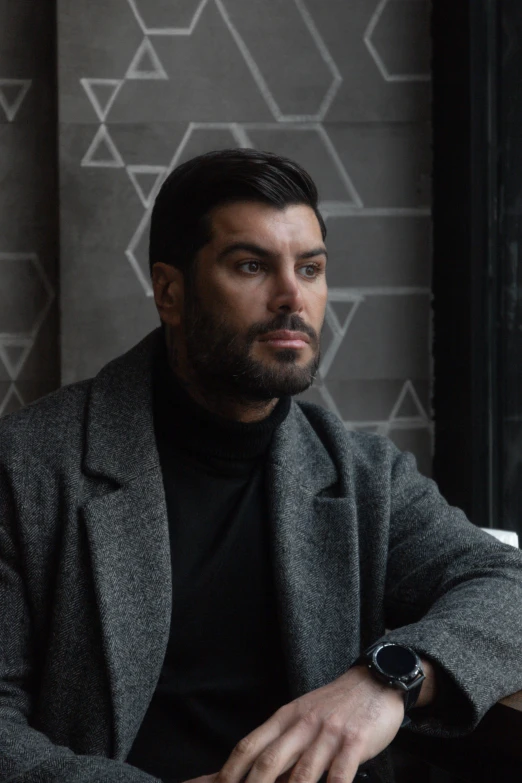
[152,262,184,328]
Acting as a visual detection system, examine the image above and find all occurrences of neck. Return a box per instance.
[166,356,279,424]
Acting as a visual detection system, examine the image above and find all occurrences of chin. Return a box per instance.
[267,348,305,365]
[248,368,316,399]
[229,347,320,399]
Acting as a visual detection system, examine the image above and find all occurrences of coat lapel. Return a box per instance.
[81,474,171,760]
[81,328,172,760]
[267,403,362,699]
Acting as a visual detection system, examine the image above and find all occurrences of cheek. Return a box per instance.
[222,282,266,319]
[306,287,328,322]
[197,281,238,319]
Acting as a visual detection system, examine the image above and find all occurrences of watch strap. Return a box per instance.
[404,684,421,712]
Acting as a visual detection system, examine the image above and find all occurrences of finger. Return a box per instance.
[218,707,296,783]
[244,711,324,783]
[326,739,362,783]
[284,725,342,783]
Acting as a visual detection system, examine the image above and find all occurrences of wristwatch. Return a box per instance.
[355,641,426,727]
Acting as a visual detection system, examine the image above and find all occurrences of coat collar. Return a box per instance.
[83,328,163,484]
[83,326,338,495]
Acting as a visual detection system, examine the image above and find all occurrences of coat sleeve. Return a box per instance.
[0,465,163,783]
[380,445,522,739]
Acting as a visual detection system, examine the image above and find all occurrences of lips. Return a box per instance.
[259,330,311,348]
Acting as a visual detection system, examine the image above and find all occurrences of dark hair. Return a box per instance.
[148,148,326,279]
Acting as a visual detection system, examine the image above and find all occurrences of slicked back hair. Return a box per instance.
[148,148,326,282]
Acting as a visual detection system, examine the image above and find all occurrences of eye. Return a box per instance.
[238,260,264,275]
[299,263,322,278]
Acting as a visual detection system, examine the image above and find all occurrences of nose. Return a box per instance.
[267,267,304,315]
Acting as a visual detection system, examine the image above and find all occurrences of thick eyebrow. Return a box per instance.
[217,242,328,262]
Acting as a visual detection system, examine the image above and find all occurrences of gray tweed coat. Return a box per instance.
[2,327,522,782]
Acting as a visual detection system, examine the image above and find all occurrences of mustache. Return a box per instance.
[247,314,318,345]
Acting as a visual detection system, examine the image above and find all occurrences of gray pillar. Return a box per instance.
[0,0,60,415]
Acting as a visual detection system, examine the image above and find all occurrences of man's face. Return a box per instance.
[176,201,328,402]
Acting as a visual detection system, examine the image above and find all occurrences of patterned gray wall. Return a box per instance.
[2,0,433,476]
[0,0,60,416]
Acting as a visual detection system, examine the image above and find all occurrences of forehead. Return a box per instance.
[207,201,324,247]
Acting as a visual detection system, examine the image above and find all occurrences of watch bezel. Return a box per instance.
[367,642,425,692]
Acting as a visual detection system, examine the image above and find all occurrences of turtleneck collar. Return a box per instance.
[152,336,291,463]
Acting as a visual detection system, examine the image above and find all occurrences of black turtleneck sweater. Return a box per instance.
[126,342,293,783]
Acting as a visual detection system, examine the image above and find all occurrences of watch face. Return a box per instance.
[375,645,417,678]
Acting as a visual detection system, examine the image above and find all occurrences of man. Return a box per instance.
[1,149,522,783]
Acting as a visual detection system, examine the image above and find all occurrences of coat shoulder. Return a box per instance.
[294,399,400,469]
[0,379,93,470]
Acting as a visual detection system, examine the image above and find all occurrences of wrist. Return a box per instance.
[354,641,427,720]
[350,663,406,708]
[415,657,437,708]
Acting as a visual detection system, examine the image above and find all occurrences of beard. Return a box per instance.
[180,288,322,404]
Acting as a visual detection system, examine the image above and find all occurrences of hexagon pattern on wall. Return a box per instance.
[53,0,434,467]
[364,0,431,82]
[70,0,433,451]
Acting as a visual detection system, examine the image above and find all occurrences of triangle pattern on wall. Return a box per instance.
[0,340,32,381]
[0,384,24,417]
[0,79,32,121]
[388,380,429,425]
[80,78,123,122]
[127,166,167,208]
[329,300,359,334]
[81,125,125,168]
[126,38,168,79]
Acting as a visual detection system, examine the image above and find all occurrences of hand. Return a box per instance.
[182,774,220,783]
[214,666,406,783]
